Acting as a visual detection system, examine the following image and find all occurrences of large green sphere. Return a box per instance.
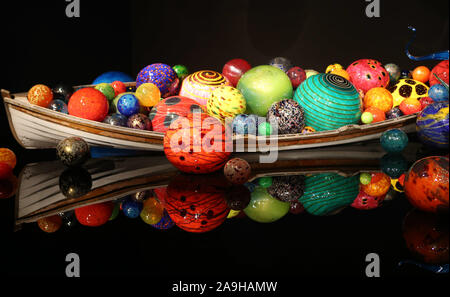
[244,186,290,223]
[293,73,361,131]
[237,65,293,116]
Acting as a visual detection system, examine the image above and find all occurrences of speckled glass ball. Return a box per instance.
[136,63,177,96]
[232,114,259,135]
[223,158,252,185]
[56,137,90,167]
[225,185,251,210]
[103,113,128,127]
[386,106,404,119]
[380,129,409,153]
[269,57,293,72]
[127,113,152,130]
[28,84,53,107]
[267,175,305,202]
[267,99,305,134]
[48,99,68,114]
[117,93,141,117]
[59,167,92,198]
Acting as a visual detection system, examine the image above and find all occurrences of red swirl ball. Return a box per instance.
[163,113,232,174]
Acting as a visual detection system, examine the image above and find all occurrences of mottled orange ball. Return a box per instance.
[68,88,109,122]
[364,87,393,112]
[404,156,449,213]
[37,215,62,233]
[0,148,16,169]
[361,172,391,197]
[27,84,53,107]
[364,106,386,123]
[399,97,421,115]
[412,66,431,83]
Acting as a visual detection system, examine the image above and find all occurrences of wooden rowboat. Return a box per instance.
[13,142,421,229]
[2,83,417,152]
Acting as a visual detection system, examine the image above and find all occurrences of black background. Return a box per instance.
[0,0,449,287]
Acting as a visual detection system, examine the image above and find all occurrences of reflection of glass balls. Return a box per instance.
[267,175,305,202]
[380,129,409,153]
[59,167,92,198]
[380,153,409,179]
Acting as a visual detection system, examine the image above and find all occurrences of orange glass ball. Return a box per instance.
[37,215,63,233]
[399,97,421,115]
[404,156,449,213]
[27,84,53,107]
[412,66,431,83]
[361,172,391,197]
[163,113,232,174]
[364,106,386,123]
[0,148,16,170]
[364,87,393,112]
[68,88,109,122]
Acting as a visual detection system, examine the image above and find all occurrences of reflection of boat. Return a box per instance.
[13,142,421,229]
[2,84,417,152]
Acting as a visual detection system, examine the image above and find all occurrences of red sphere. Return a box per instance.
[75,201,114,227]
[68,87,109,122]
[286,66,307,89]
[404,156,449,213]
[111,81,126,97]
[149,96,204,133]
[419,97,434,111]
[165,173,230,233]
[222,58,252,87]
[399,97,421,115]
[402,209,449,264]
[429,60,449,86]
[0,162,12,179]
[346,59,390,94]
[163,113,232,174]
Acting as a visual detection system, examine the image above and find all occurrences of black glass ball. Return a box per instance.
[56,137,90,167]
[52,83,73,104]
[225,185,251,210]
[59,167,92,198]
[386,106,404,119]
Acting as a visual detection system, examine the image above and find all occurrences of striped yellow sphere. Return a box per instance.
[207,86,246,122]
[179,70,231,106]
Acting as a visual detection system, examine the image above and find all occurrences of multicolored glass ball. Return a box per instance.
[56,137,90,167]
[416,102,449,149]
[267,99,305,134]
[127,113,152,130]
[136,63,177,97]
[223,158,252,185]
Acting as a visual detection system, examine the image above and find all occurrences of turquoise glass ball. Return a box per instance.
[416,102,449,149]
[293,73,361,131]
[380,129,409,153]
[299,173,359,216]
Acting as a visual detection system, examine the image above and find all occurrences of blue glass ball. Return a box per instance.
[122,197,143,219]
[416,101,449,149]
[117,93,140,117]
[103,113,128,127]
[48,99,68,114]
[380,153,409,179]
[151,210,175,230]
[428,84,449,102]
[232,114,260,135]
[92,71,133,84]
[380,129,409,153]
